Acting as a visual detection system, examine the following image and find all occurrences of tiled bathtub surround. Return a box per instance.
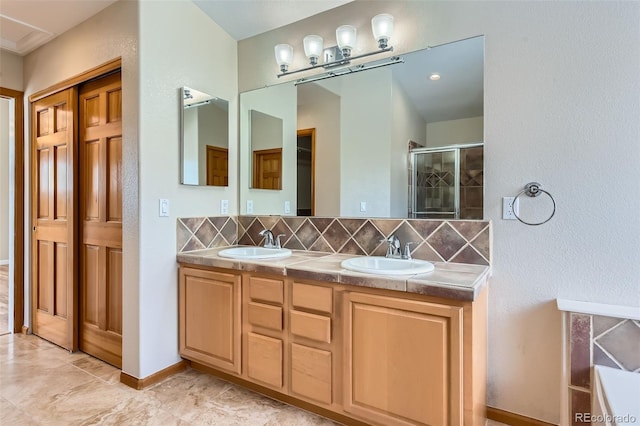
[237,216,490,266]
[567,313,640,425]
[177,216,238,252]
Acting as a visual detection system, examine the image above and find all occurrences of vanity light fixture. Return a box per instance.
[429,73,441,81]
[274,43,294,73]
[303,35,323,65]
[336,25,356,57]
[371,13,394,49]
[275,13,395,78]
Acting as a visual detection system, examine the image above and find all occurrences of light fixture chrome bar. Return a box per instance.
[277,46,394,78]
[294,56,404,86]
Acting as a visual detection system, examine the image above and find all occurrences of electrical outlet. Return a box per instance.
[246,200,253,214]
[502,197,519,220]
[284,201,291,214]
[220,199,229,215]
[360,201,367,212]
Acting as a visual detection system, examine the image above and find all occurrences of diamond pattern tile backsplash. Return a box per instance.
[178,215,490,266]
[567,312,640,424]
[237,216,490,265]
[177,216,238,252]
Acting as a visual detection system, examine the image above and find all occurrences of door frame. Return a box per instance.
[0,87,25,334]
[28,58,121,343]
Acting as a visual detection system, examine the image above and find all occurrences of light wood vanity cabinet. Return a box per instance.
[178,265,487,426]
[289,281,336,407]
[343,292,464,426]
[243,275,286,390]
[178,267,241,374]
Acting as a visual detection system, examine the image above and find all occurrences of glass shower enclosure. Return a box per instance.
[410,143,483,219]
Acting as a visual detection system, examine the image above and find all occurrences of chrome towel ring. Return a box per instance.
[513,182,556,226]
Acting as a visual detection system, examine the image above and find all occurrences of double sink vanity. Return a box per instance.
[177,239,489,426]
[176,28,489,425]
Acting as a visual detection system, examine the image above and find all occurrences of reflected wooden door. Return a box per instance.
[206,145,228,186]
[253,148,282,189]
[31,88,77,350]
[78,72,123,367]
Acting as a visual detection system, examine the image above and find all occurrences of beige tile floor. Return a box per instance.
[0,333,339,425]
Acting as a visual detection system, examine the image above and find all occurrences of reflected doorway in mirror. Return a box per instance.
[296,128,315,216]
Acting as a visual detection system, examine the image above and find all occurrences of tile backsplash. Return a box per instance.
[177,216,238,252]
[178,215,490,266]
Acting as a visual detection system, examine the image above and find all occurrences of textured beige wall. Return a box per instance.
[238,1,640,422]
[0,50,24,91]
[426,116,483,147]
[137,0,238,378]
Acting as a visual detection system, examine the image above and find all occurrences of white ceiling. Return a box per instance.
[0,0,351,56]
[193,0,353,41]
[0,0,118,56]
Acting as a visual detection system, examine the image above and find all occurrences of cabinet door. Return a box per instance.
[291,343,332,405]
[343,292,463,426]
[179,267,241,374]
[247,332,283,388]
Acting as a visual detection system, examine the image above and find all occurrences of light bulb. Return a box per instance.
[274,44,293,73]
[371,13,394,49]
[336,25,356,57]
[303,35,323,66]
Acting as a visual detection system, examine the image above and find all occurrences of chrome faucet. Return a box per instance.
[258,229,286,249]
[382,235,417,260]
[382,235,401,258]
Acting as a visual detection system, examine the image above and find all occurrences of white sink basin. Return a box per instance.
[341,256,434,275]
[218,247,292,260]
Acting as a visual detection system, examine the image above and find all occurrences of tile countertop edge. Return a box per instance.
[177,247,490,302]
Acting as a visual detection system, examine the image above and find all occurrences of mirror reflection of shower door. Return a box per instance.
[413,149,458,218]
[411,144,484,219]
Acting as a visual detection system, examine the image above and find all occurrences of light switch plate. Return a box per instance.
[159,199,169,217]
[246,200,254,214]
[360,201,367,212]
[220,199,229,215]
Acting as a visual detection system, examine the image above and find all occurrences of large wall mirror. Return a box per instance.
[180,86,229,186]
[239,36,484,218]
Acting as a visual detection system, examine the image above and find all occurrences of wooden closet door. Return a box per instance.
[31,88,77,350]
[78,72,123,367]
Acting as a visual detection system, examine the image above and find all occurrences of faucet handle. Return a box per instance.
[274,234,286,249]
[402,242,418,260]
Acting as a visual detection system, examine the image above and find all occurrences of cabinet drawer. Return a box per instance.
[247,332,283,388]
[291,343,332,405]
[248,302,283,331]
[290,310,331,343]
[249,276,284,305]
[292,283,333,314]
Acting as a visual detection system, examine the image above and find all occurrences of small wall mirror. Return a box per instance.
[250,109,283,190]
[180,86,229,186]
